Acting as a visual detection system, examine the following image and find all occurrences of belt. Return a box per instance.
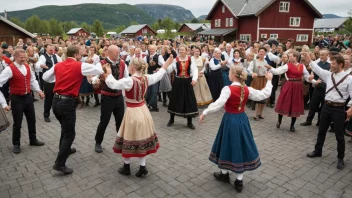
[101,90,122,96]
[288,78,301,81]
[54,93,77,99]
[11,93,31,97]
[325,100,345,107]
[176,75,190,79]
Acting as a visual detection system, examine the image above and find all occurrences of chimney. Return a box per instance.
[4,10,7,19]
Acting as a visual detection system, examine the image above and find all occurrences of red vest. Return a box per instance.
[224,85,249,114]
[125,76,148,107]
[53,58,83,97]
[9,63,31,95]
[2,56,12,65]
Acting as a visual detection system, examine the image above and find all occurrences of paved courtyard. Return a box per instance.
[1,97,352,198]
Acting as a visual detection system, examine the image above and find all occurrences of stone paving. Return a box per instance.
[1,96,352,198]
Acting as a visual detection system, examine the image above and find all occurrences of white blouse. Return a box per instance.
[269,63,310,82]
[202,80,273,115]
[167,56,198,81]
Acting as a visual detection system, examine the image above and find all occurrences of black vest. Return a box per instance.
[146,54,159,74]
[101,58,121,94]
[43,53,58,73]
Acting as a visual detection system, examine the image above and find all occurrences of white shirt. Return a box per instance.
[266,52,280,65]
[92,57,129,84]
[105,68,166,91]
[209,58,224,70]
[202,81,273,115]
[0,60,8,74]
[269,63,310,82]
[222,51,233,68]
[247,59,268,76]
[309,61,352,106]
[0,62,41,107]
[36,53,63,73]
[167,56,198,81]
[42,58,104,83]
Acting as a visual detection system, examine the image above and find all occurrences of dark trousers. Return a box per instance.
[314,105,345,159]
[1,82,9,104]
[269,75,279,104]
[43,82,55,118]
[11,94,36,146]
[39,72,44,91]
[146,83,158,109]
[306,89,325,123]
[53,97,76,166]
[95,95,124,144]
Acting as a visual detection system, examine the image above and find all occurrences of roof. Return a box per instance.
[0,16,36,38]
[206,0,322,19]
[120,24,156,34]
[197,28,237,36]
[67,28,88,35]
[314,18,349,29]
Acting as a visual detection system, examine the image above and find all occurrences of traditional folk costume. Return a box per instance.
[221,51,233,86]
[105,68,167,177]
[167,56,198,129]
[145,53,161,111]
[208,58,224,101]
[202,80,272,191]
[158,52,174,107]
[192,56,212,106]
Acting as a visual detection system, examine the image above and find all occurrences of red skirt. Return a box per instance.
[275,81,304,117]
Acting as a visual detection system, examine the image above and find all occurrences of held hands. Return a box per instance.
[264,64,272,70]
[3,106,11,112]
[199,72,204,77]
[346,107,352,121]
[309,74,314,82]
[40,65,49,69]
[265,72,273,81]
[199,114,205,124]
[38,91,45,99]
[252,73,258,78]
[191,80,196,86]
[103,63,111,75]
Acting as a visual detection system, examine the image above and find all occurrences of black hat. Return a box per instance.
[1,43,8,49]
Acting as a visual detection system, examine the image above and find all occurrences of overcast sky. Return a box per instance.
[1,0,350,17]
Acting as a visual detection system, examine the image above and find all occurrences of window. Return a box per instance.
[279,2,290,12]
[261,34,267,39]
[222,5,225,13]
[142,29,148,34]
[217,19,221,27]
[215,19,218,27]
[290,17,300,26]
[226,18,229,27]
[240,34,251,41]
[230,18,233,27]
[270,34,278,39]
[296,34,308,42]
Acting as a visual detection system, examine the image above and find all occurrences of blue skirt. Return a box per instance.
[222,70,231,87]
[79,76,93,95]
[209,112,261,173]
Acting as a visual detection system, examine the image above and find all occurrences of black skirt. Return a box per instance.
[207,70,223,101]
[168,77,199,117]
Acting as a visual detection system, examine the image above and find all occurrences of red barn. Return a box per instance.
[198,0,322,45]
[66,28,90,37]
[0,16,35,46]
[120,24,157,38]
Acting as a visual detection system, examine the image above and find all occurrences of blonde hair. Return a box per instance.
[130,57,149,83]
[230,65,248,111]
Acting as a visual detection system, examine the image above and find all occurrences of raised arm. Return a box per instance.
[309,61,330,83]
[202,86,231,115]
[42,64,56,83]
[269,64,288,75]
[81,62,104,76]
[248,80,273,101]
[147,68,166,86]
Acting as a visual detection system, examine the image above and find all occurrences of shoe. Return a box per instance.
[187,123,195,130]
[167,119,174,127]
[337,159,344,170]
[163,101,168,107]
[93,103,100,107]
[253,117,258,121]
[270,104,275,108]
[307,151,322,158]
[118,163,131,176]
[30,140,45,146]
[53,164,73,174]
[290,126,295,132]
[95,144,103,153]
[276,122,281,129]
[44,117,51,122]
[78,102,84,109]
[213,172,230,183]
[234,179,243,193]
[70,147,76,155]
[13,145,21,154]
[300,121,312,126]
[149,107,159,112]
[257,115,264,119]
[135,166,148,177]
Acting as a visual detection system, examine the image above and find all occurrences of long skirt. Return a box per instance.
[250,76,267,104]
[113,104,159,158]
[207,70,223,101]
[168,77,198,117]
[159,73,172,92]
[222,70,231,87]
[209,112,261,173]
[79,77,93,96]
[275,81,304,117]
[193,75,213,106]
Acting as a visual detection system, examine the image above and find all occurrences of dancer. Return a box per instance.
[199,65,273,192]
[104,55,174,177]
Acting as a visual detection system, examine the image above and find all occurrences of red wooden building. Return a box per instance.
[178,23,210,34]
[66,28,90,37]
[0,16,35,46]
[198,0,322,45]
[120,24,157,38]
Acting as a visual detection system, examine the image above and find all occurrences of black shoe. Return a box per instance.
[118,163,131,176]
[234,179,243,193]
[13,145,21,154]
[44,117,51,122]
[93,103,100,107]
[270,103,275,108]
[135,166,148,177]
[70,147,76,155]
[167,119,174,127]
[95,144,103,153]
[30,140,45,146]
[149,107,159,112]
[276,122,281,129]
[337,159,344,170]
[53,164,73,174]
[300,121,312,126]
[187,123,195,130]
[290,126,295,132]
[307,151,322,158]
[251,102,255,111]
[213,172,230,183]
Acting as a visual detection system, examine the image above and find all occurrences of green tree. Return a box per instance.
[10,17,24,28]
[190,18,199,23]
[48,18,64,36]
[174,22,181,30]
[25,15,43,34]
[130,21,139,25]
[41,20,50,34]
[91,20,104,37]
[61,21,79,33]
[81,22,91,33]
[161,17,175,31]
[151,22,160,31]
[115,25,126,33]
[345,10,352,33]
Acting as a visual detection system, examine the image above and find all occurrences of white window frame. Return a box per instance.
[279,2,290,12]
[230,18,233,27]
[296,34,308,42]
[226,18,229,27]
[222,5,225,13]
[270,34,278,39]
[240,34,251,42]
[215,19,218,27]
[290,17,300,27]
[142,28,148,34]
[218,19,221,27]
[260,34,267,39]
